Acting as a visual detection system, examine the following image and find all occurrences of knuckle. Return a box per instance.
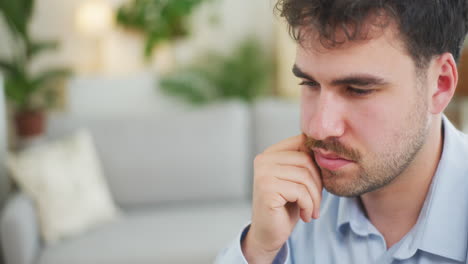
[268,194,286,209]
[253,153,266,167]
[298,184,314,206]
[299,152,313,164]
[297,185,310,202]
[297,167,316,187]
[298,197,313,211]
[306,173,318,190]
[256,176,278,195]
[300,165,322,190]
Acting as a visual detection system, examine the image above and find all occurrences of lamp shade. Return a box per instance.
[76,0,114,37]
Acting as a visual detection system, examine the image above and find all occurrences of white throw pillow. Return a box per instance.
[6,129,119,244]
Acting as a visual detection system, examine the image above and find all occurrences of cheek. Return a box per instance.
[300,87,315,132]
[300,87,413,151]
[300,104,310,133]
[349,99,410,155]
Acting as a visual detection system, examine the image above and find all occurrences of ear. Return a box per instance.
[429,53,458,114]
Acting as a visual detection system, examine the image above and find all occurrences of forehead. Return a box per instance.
[295,25,417,82]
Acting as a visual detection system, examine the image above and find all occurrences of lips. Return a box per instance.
[313,150,354,171]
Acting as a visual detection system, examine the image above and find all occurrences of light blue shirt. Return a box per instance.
[216,116,468,264]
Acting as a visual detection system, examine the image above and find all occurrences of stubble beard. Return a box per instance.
[307,87,430,197]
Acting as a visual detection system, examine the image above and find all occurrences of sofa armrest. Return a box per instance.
[1,192,41,264]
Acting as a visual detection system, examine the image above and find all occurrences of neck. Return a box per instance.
[360,116,444,249]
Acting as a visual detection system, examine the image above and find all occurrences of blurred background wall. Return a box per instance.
[0,0,276,75]
[0,0,301,113]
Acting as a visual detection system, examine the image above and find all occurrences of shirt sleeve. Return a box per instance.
[214,223,291,264]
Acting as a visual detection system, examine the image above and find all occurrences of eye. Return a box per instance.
[347,87,374,96]
[299,80,320,88]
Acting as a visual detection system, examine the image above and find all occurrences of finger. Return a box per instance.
[263,134,307,154]
[271,165,322,219]
[259,151,322,191]
[274,180,314,223]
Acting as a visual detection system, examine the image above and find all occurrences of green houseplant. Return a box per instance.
[116,0,206,59]
[0,0,70,138]
[159,38,273,104]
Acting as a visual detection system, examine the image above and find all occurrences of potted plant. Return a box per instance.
[159,38,273,104]
[0,0,71,138]
[116,0,207,60]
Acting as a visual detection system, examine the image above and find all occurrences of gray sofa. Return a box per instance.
[0,99,300,264]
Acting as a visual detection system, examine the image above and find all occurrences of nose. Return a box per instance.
[304,91,346,140]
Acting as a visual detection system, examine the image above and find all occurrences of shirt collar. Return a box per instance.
[336,116,468,262]
[336,193,380,237]
[336,196,362,235]
[412,116,468,262]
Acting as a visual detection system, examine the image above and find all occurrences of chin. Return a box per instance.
[321,169,369,197]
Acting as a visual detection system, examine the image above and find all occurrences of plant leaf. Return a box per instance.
[0,0,34,38]
[4,75,30,109]
[26,40,58,59]
[0,59,19,76]
[30,68,70,93]
[158,38,273,105]
[116,0,205,58]
[160,68,218,104]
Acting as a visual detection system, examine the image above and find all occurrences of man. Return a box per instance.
[216,0,468,263]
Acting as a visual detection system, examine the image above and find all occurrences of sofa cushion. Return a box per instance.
[38,202,251,264]
[253,98,301,155]
[6,130,119,244]
[67,73,160,118]
[47,101,251,208]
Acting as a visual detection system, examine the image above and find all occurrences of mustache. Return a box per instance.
[304,135,361,161]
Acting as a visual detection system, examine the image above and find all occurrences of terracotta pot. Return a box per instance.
[14,110,45,138]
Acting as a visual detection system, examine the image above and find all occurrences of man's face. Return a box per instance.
[297,27,431,197]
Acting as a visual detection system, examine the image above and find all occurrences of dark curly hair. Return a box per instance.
[276,0,468,69]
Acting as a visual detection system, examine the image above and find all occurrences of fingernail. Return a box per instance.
[312,211,319,219]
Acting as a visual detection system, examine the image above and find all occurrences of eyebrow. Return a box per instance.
[292,64,389,87]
